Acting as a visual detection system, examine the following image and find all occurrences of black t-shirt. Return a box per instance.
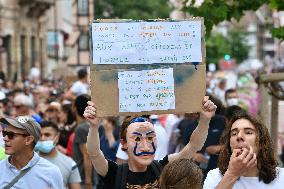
[181,115,225,174]
[100,156,169,189]
[182,115,225,152]
[73,121,90,182]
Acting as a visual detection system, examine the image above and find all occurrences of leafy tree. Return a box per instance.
[95,0,172,20]
[183,0,284,41]
[206,32,229,65]
[228,29,250,64]
[206,30,249,66]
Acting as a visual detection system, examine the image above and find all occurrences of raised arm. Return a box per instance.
[84,101,108,176]
[169,96,216,162]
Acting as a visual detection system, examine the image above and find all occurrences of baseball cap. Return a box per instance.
[0,116,41,142]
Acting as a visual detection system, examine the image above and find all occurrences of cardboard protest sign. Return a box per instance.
[90,18,206,117]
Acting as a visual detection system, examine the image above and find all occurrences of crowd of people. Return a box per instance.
[0,67,284,189]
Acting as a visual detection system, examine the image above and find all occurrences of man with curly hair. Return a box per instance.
[203,113,284,189]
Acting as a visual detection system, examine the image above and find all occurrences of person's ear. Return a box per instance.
[25,136,35,146]
[120,139,128,151]
[54,133,60,144]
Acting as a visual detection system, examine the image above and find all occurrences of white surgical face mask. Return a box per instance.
[227,98,239,106]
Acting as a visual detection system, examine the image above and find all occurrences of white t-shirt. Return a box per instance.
[203,168,284,189]
[70,81,88,96]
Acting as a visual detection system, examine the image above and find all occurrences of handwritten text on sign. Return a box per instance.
[118,68,175,112]
[92,21,202,64]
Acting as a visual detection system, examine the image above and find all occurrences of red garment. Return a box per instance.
[159,114,168,128]
[66,132,75,157]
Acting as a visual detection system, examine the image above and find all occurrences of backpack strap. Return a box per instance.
[150,160,162,178]
[115,163,128,189]
[4,155,40,189]
[3,167,32,189]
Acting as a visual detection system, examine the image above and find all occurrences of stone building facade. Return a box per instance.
[64,0,94,67]
[45,0,94,76]
[0,0,53,81]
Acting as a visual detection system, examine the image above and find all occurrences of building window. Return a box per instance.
[39,38,44,77]
[31,36,37,67]
[20,35,26,78]
[3,35,12,79]
[79,33,88,51]
[78,0,89,16]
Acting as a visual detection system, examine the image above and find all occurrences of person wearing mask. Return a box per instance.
[203,113,284,189]
[116,114,169,163]
[84,96,216,188]
[36,121,81,189]
[0,116,64,188]
[225,89,239,107]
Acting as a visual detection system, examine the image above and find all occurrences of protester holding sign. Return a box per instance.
[84,96,216,189]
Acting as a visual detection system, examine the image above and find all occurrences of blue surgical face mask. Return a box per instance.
[35,140,54,153]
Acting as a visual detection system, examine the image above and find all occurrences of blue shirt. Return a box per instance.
[99,126,119,161]
[0,152,64,189]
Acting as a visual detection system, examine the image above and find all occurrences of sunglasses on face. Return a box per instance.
[13,105,23,109]
[2,130,29,140]
[46,109,57,112]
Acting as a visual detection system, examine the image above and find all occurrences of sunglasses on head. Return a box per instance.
[2,130,29,140]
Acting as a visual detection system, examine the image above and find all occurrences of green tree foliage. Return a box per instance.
[206,32,229,65]
[271,26,284,42]
[206,30,249,65]
[183,0,284,41]
[228,30,250,64]
[95,0,172,20]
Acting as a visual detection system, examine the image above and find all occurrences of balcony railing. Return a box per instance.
[19,0,54,6]
[18,0,54,17]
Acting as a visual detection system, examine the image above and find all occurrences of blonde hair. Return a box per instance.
[159,159,203,189]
